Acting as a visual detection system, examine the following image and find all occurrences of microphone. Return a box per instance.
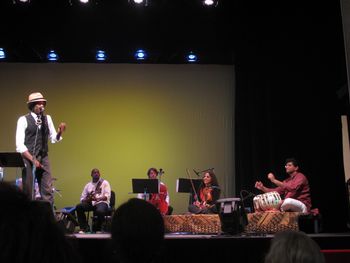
[193,169,201,177]
[199,168,214,173]
[39,106,45,113]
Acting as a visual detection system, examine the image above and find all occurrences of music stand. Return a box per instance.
[0,152,25,182]
[132,179,159,198]
[176,178,202,204]
[0,152,24,168]
[176,178,202,193]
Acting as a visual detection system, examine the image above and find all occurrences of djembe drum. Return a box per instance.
[253,191,282,212]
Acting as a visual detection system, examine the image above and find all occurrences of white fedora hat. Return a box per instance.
[27,92,47,104]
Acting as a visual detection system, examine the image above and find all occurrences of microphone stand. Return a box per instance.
[193,169,201,177]
[31,113,42,200]
[143,187,148,201]
[53,188,62,198]
[239,190,256,214]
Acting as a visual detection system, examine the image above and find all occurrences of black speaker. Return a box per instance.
[217,198,248,235]
[55,211,78,234]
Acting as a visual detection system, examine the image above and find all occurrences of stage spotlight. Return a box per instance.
[0,48,6,60]
[186,52,198,63]
[69,0,98,5]
[128,0,149,7]
[203,0,218,7]
[134,49,147,61]
[13,0,31,4]
[96,50,106,61]
[47,50,59,62]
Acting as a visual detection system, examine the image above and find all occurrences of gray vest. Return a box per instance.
[24,114,49,157]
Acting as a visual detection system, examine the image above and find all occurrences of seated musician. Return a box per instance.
[137,168,169,216]
[254,158,312,213]
[188,170,221,214]
[75,168,111,233]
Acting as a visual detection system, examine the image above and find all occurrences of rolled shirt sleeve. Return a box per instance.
[47,115,62,143]
[16,116,28,153]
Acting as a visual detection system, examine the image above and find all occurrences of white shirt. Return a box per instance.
[80,179,111,206]
[16,112,62,153]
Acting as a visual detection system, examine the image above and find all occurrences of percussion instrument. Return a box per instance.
[253,191,281,212]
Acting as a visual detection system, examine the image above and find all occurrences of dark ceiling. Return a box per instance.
[0,1,347,69]
[0,0,234,63]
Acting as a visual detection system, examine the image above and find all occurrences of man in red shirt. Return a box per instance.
[255,158,312,213]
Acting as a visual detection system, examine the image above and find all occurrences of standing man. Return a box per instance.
[76,168,111,233]
[16,92,66,204]
[255,158,312,213]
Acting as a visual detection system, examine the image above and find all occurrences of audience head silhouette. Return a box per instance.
[111,198,165,263]
[0,181,80,263]
[265,230,325,263]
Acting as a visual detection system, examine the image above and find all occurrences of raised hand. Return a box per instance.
[58,122,66,133]
[267,172,275,182]
[255,181,264,190]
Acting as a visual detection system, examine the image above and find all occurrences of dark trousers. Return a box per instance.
[188,204,218,214]
[22,155,53,204]
[76,202,109,232]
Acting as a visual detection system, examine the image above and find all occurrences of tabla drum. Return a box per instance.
[253,191,281,212]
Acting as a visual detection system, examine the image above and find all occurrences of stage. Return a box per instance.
[67,232,350,263]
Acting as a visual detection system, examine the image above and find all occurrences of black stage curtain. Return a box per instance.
[233,2,349,232]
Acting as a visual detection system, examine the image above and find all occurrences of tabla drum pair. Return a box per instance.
[253,191,281,212]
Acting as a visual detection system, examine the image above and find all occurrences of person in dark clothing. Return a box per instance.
[265,230,325,263]
[111,198,165,263]
[0,181,81,263]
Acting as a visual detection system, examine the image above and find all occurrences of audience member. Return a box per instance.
[264,230,325,263]
[111,198,165,263]
[0,181,81,263]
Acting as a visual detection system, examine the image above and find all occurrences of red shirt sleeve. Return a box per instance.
[282,173,307,199]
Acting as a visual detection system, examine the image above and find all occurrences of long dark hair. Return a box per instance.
[202,170,219,187]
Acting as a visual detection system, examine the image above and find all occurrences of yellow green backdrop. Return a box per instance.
[0,63,235,214]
